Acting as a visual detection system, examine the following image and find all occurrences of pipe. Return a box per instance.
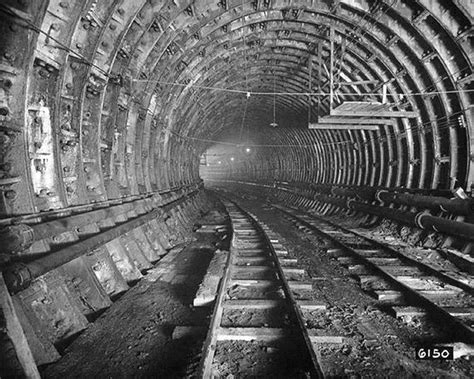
[3,190,198,293]
[415,212,474,242]
[331,187,376,202]
[347,200,418,227]
[376,190,474,216]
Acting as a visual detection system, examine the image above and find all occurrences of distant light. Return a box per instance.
[270,122,278,128]
[245,148,251,153]
[218,161,222,164]
[230,157,234,161]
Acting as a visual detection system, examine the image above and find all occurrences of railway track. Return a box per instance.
[198,199,327,378]
[272,204,474,345]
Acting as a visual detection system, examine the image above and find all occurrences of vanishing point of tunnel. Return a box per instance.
[0,0,473,378]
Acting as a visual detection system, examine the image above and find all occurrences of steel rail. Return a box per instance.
[274,205,474,344]
[198,197,325,378]
[246,207,325,379]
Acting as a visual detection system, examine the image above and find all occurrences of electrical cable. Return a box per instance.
[132,79,474,97]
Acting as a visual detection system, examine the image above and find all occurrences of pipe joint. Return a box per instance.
[3,263,33,293]
[0,224,35,255]
[375,190,389,203]
[415,211,430,229]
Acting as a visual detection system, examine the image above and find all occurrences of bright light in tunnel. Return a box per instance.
[218,161,222,165]
[245,148,251,153]
[230,157,234,161]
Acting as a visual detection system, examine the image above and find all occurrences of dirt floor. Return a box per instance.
[225,190,473,379]
[41,196,230,378]
[41,189,473,378]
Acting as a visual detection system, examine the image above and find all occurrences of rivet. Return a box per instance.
[4,190,17,200]
[109,23,116,30]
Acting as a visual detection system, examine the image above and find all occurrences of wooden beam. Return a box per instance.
[309,123,379,130]
[317,43,322,120]
[331,109,419,118]
[338,80,380,86]
[318,116,394,125]
[216,327,290,341]
[308,55,312,123]
[329,26,335,111]
[222,299,284,309]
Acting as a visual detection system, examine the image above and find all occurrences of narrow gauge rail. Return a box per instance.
[273,204,474,344]
[198,199,325,378]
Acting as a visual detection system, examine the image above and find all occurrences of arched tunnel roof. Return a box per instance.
[0,0,472,215]
[1,2,474,375]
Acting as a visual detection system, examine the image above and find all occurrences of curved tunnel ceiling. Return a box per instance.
[0,0,472,216]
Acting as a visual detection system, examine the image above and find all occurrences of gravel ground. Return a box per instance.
[40,190,473,378]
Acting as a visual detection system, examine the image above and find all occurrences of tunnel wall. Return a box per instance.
[0,2,208,374]
[0,0,472,375]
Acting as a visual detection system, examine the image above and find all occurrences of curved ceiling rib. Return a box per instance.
[0,0,472,218]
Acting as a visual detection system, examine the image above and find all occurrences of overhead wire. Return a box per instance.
[131,79,474,97]
[2,2,469,154]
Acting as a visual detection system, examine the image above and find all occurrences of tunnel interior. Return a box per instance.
[0,0,473,377]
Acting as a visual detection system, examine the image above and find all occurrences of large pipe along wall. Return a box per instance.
[0,0,472,376]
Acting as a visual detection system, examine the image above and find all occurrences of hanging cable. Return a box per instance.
[238,92,250,144]
[131,79,474,97]
[270,73,278,127]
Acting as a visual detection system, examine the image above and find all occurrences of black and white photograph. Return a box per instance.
[0,0,473,377]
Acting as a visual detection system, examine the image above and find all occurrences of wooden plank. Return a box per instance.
[317,42,322,118]
[375,290,404,302]
[329,25,335,111]
[235,257,272,265]
[318,116,394,125]
[331,109,419,118]
[288,281,313,290]
[338,80,380,86]
[280,258,298,265]
[366,257,401,265]
[378,265,423,275]
[297,300,327,311]
[308,329,344,344]
[230,279,279,287]
[442,307,474,319]
[309,123,380,130]
[392,306,426,318]
[282,268,306,275]
[216,327,289,341]
[233,266,273,272]
[223,299,285,309]
[194,250,228,306]
[0,273,41,378]
[337,256,358,264]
